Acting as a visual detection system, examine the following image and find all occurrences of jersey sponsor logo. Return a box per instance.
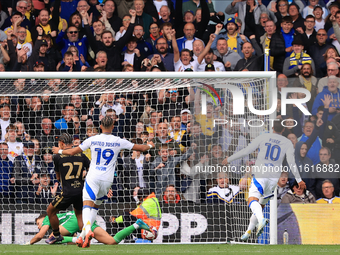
[96,166,107,171]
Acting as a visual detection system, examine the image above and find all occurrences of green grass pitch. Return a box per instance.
[0,244,339,255]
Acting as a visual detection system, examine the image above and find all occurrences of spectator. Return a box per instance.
[144,143,194,198]
[194,35,225,72]
[234,40,264,71]
[258,20,276,69]
[301,15,317,53]
[207,171,243,203]
[244,11,272,43]
[303,0,328,19]
[146,23,161,51]
[179,151,209,203]
[315,107,340,157]
[132,24,153,58]
[313,5,325,31]
[11,141,42,203]
[277,172,289,203]
[28,37,51,71]
[41,147,57,182]
[121,37,142,70]
[57,50,81,71]
[176,22,198,52]
[316,179,340,203]
[0,142,14,203]
[54,103,77,130]
[292,63,318,112]
[1,1,31,31]
[308,29,334,78]
[320,48,340,78]
[158,6,174,26]
[115,14,131,41]
[326,3,340,29]
[86,51,111,71]
[16,26,32,57]
[312,76,340,120]
[310,147,340,199]
[101,0,121,34]
[149,37,174,71]
[212,18,249,58]
[270,16,301,73]
[282,38,315,77]
[149,122,181,158]
[30,1,61,42]
[288,3,305,32]
[212,37,241,71]
[318,61,340,91]
[171,29,196,71]
[34,169,59,204]
[268,0,289,28]
[161,184,181,204]
[168,115,185,149]
[56,25,88,62]
[123,138,147,190]
[83,9,136,71]
[134,0,154,39]
[180,109,191,131]
[225,0,267,35]
[6,124,23,162]
[0,103,11,142]
[281,180,316,203]
[294,141,314,190]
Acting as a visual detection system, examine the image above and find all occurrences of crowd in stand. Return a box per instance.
[1,0,340,206]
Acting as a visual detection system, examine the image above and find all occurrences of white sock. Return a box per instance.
[80,229,86,239]
[82,206,92,234]
[133,223,139,230]
[249,201,264,223]
[246,213,258,233]
[90,207,98,226]
[72,237,77,243]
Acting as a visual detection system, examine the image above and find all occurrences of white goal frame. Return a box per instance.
[1,71,277,244]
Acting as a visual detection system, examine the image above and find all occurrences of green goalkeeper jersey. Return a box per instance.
[42,211,99,235]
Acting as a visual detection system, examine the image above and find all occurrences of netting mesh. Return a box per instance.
[0,75,274,244]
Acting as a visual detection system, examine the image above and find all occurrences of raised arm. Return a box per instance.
[223,135,263,164]
[197,33,216,64]
[171,29,180,63]
[132,141,155,152]
[52,146,83,156]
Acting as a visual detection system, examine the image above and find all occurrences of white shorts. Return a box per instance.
[249,176,278,205]
[83,178,112,205]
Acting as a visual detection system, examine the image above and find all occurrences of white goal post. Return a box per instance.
[0,71,277,245]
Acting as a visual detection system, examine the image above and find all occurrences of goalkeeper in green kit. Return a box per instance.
[28,211,150,245]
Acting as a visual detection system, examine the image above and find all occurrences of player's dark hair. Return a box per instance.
[101,115,114,128]
[273,120,284,133]
[35,214,47,223]
[59,133,73,145]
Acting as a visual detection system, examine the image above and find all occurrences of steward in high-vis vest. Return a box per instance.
[112,188,162,238]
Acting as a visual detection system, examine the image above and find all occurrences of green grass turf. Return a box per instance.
[0,244,340,255]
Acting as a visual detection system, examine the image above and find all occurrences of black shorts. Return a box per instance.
[51,193,83,211]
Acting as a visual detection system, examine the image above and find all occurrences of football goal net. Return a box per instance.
[0,71,277,245]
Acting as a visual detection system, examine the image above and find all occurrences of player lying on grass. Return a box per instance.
[28,210,150,245]
[52,116,155,248]
[223,121,306,241]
